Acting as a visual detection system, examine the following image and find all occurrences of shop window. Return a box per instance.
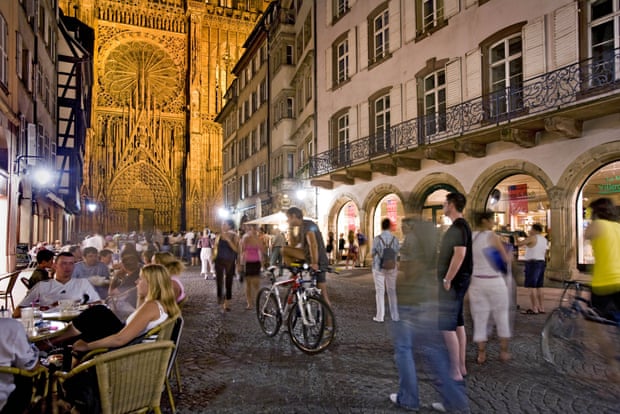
[576,160,620,271]
[486,174,548,260]
[372,194,404,241]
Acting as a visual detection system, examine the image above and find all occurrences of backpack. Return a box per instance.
[379,235,397,270]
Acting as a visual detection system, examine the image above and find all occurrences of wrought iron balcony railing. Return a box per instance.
[311,48,620,177]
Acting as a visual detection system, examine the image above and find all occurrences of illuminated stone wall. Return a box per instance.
[60,0,266,232]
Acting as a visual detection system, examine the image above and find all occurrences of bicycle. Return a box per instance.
[540,280,619,376]
[256,263,336,354]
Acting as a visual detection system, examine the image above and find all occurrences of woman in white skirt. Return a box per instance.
[470,211,512,364]
[199,228,215,279]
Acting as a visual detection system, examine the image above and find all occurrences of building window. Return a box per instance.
[259,79,267,103]
[589,0,620,80]
[416,0,446,36]
[287,153,294,178]
[337,38,349,84]
[371,93,391,154]
[286,97,294,118]
[423,69,446,136]
[334,0,349,20]
[336,113,349,165]
[372,9,389,63]
[488,34,523,118]
[0,14,7,88]
[286,44,294,65]
[303,13,312,47]
[305,74,312,102]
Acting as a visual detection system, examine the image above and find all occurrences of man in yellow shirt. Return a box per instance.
[584,197,620,319]
[584,197,620,381]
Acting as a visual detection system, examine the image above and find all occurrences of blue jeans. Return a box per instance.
[392,304,469,411]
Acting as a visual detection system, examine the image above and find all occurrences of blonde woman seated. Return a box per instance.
[152,251,186,304]
[61,264,180,352]
[58,264,180,413]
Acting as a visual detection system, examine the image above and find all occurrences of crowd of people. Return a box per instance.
[3,195,619,413]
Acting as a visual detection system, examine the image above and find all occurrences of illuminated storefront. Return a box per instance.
[576,161,620,271]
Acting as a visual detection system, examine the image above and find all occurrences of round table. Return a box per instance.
[27,320,68,342]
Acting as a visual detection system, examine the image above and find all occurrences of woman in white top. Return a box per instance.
[70,264,181,352]
[469,212,512,364]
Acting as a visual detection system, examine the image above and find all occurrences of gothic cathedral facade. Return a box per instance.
[59,0,267,233]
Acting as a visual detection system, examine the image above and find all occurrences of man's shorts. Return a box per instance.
[315,270,327,284]
[524,260,546,288]
[438,277,470,331]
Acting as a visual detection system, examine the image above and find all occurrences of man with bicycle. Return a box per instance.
[283,207,331,307]
[584,198,620,381]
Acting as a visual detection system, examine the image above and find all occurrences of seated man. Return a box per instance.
[14,252,100,318]
[107,252,142,320]
[0,319,40,414]
[72,247,110,280]
[27,249,55,289]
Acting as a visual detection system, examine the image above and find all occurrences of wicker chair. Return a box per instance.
[0,270,21,311]
[0,365,49,413]
[55,341,175,414]
[163,316,184,413]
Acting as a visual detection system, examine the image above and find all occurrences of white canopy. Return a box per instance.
[245,212,315,226]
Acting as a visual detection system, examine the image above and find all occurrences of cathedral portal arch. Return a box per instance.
[107,162,175,232]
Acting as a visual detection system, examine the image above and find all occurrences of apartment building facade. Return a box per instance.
[218,0,318,223]
[312,0,620,278]
[0,0,89,272]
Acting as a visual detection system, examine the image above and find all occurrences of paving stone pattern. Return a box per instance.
[172,267,619,413]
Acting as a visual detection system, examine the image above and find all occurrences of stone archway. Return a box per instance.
[467,160,556,277]
[407,172,465,214]
[555,141,620,278]
[107,162,175,232]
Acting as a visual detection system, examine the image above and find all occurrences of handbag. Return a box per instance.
[482,246,508,274]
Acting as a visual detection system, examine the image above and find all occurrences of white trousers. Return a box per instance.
[372,267,399,321]
[468,276,511,342]
[200,247,214,275]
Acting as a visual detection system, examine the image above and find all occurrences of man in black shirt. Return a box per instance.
[437,192,472,384]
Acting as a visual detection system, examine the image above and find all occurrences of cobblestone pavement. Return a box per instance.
[171,266,619,414]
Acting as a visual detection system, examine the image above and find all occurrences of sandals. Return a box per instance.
[521,309,539,315]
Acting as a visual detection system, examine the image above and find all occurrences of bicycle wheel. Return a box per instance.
[256,288,281,337]
[540,307,582,366]
[288,294,336,354]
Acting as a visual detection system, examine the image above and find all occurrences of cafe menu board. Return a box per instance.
[16,243,31,267]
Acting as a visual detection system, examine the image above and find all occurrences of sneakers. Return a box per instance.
[389,393,418,411]
[431,402,446,412]
[372,317,384,323]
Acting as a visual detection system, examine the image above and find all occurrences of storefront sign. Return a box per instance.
[508,184,528,215]
[346,203,357,231]
[386,197,397,229]
[598,176,620,194]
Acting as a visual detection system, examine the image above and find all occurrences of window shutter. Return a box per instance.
[390,86,402,125]
[405,79,417,120]
[445,0,460,19]
[359,20,368,70]
[552,2,578,68]
[523,17,546,79]
[388,1,401,52]
[359,101,369,138]
[465,48,482,100]
[445,58,462,107]
[465,0,477,9]
[326,0,332,25]
[325,46,333,90]
[403,0,416,43]
[349,107,358,140]
[347,29,356,78]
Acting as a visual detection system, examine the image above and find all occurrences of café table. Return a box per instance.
[27,319,69,343]
[41,305,88,322]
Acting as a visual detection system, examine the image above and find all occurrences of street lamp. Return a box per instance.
[13,155,55,188]
[86,201,97,213]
